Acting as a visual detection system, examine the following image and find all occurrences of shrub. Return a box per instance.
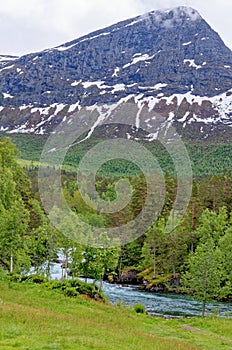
[64,287,79,297]
[44,279,104,300]
[0,268,8,281]
[70,279,82,288]
[46,280,64,290]
[8,273,22,282]
[134,303,146,314]
[9,274,48,284]
[27,274,47,284]
[77,283,96,296]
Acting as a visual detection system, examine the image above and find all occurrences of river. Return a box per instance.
[49,262,232,318]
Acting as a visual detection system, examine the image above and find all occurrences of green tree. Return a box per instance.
[0,197,30,273]
[183,238,222,317]
[79,231,120,291]
[0,138,30,273]
[141,218,166,277]
[218,227,232,299]
[25,198,58,276]
[196,207,228,245]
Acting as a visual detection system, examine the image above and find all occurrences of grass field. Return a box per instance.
[0,281,231,350]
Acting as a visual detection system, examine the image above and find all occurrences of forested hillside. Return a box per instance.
[0,137,231,318]
[7,133,232,177]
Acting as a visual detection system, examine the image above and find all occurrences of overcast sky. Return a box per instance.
[0,0,231,56]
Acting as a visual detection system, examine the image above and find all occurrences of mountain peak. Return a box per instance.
[0,7,231,140]
[54,6,202,53]
[165,6,201,18]
[139,6,201,27]
[145,6,201,18]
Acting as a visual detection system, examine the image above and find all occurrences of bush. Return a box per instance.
[8,273,22,282]
[45,279,104,300]
[0,269,8,281]
[5,274,105,300]
[26,274,47,284]
[64,287,79,297]
[46,280,64,290]
[8,274,48,284]
[70,279,82,288]
[134,303,146,314]
[78,283,96,296]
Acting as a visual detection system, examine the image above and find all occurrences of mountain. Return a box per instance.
[0,6,231,141]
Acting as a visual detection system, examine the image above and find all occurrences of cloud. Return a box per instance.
[0,0,231,55]
[0,0,145,55]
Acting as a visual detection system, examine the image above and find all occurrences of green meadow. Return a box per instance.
[0,281,231,350]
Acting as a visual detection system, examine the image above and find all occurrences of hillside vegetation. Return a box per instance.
[8,133,232,177]
[0,136,232,316]
[0,281,232,350]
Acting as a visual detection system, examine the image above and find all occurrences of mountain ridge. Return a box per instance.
[0,6,231,141]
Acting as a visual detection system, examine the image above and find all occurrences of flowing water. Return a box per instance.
[50,262,232,318]
[101,281,232,317]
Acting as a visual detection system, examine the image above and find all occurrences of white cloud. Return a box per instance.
[0,0,231,55]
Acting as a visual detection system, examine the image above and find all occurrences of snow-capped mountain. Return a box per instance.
[0,6,231,140]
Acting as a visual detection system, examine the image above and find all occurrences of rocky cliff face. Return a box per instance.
[0,6,231,140]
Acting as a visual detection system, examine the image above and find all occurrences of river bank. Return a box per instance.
[109,268,232,303]
[0,280,232,350]
[100,280,232,318]
[48,261,232,318]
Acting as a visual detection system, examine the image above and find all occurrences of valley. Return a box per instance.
[0,5,232,349]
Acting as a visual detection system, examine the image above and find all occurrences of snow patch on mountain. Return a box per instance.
[0,64,15,72]
[184,59,203,69]
[0,6,231,141]
[3,93,14,99]
[123,52,161,69]
[0,55,18,62]
[3,87,231,136]
[112,67,120,77]
[182,41,192,46]
[141,6,201,28]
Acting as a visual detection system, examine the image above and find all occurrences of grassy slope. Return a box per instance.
[0,282,231,350]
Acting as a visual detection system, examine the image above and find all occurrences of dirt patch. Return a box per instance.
[182,324,205,334]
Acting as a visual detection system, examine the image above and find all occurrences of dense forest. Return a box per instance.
[0,136,232,317]
[8,132,232,177]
